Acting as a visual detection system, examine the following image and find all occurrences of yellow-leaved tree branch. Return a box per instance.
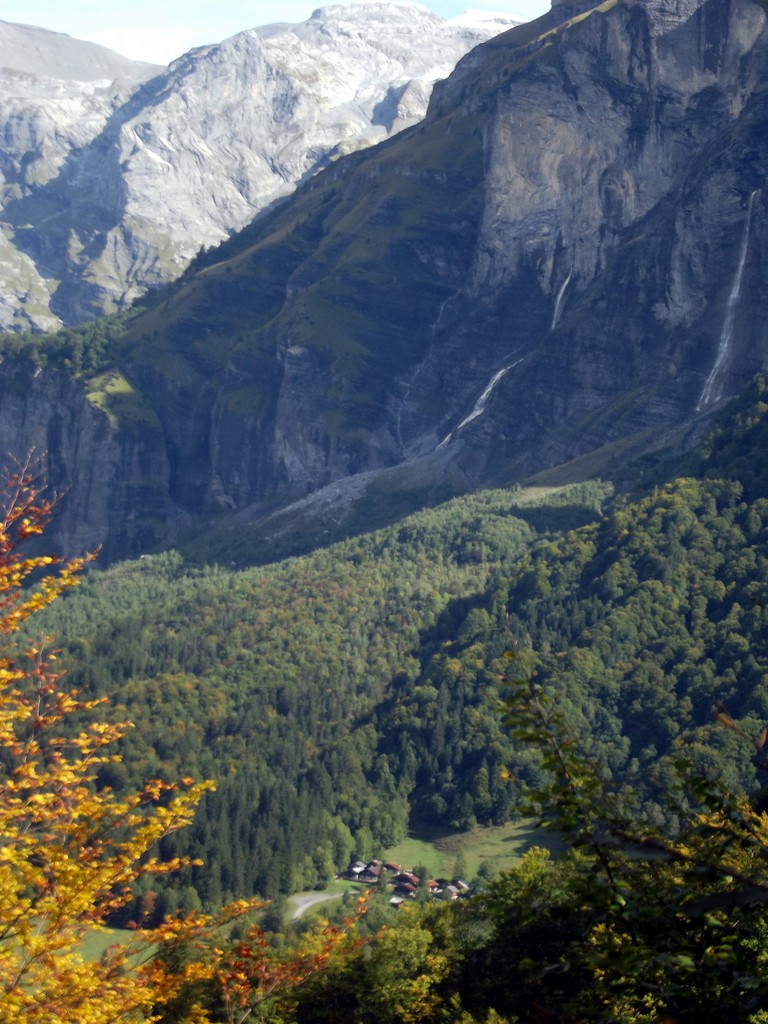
[0,457,367,1024]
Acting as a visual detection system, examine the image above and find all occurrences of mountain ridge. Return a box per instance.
[0,18,161,79]
[0,4,519,331]
[1,0,767,564]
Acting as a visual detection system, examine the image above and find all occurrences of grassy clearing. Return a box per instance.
[74,927,145,963]
[383,820,563,880]
[85,370,156,427]
[291,821,564,915]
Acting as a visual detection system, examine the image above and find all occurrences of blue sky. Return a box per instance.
[0,0,550,65]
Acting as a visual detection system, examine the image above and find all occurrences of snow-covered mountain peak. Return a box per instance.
[447,8,526,30]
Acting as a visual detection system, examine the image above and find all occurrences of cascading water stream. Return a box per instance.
[394,293,455,452]
[551,269,572,330]
[697,190,758,411]
[436,358,523,449]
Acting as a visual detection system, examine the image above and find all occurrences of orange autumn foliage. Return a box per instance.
[214,904,368,1024]
[0,459,364,1023]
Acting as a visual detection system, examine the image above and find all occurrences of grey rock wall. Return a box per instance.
[0,361,177,559]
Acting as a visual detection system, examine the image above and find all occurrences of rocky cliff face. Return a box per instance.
[408,0,768,478]
[0,6,518,331]
[0,22,160,332]
[2,0,767,561]
[0,361,178,560]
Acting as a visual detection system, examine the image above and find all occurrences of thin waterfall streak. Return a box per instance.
[551,269,572,330]
[698,190,757,411]
[455,367,511,430]
[432,295,451,332]
[436,358,523,450]
[395,293,455,451]
[394,362,424,451]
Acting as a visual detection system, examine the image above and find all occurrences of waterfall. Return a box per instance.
[394,292,455,451]
[551,269,572,330]
[697,190,757,411]
[437,358,523,449]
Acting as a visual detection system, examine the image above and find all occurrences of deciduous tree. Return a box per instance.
[0,459,363,1024]
[500,652,768,1022]
[0,458,223,1021]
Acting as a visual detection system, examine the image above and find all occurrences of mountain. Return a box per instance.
[0,22,160,333]
[0,5,520,331]
[1,0,767,565]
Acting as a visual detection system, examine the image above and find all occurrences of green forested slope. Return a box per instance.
[505,477,767,796]
[26,378,768,918]
[417,380,768,823]
[35,485,603,914]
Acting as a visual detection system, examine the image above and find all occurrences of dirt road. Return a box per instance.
[289,890,344,920]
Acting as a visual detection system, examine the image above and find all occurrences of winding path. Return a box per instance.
[289,891,344,921]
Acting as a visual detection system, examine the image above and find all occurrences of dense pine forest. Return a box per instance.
[21,375,768,935]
